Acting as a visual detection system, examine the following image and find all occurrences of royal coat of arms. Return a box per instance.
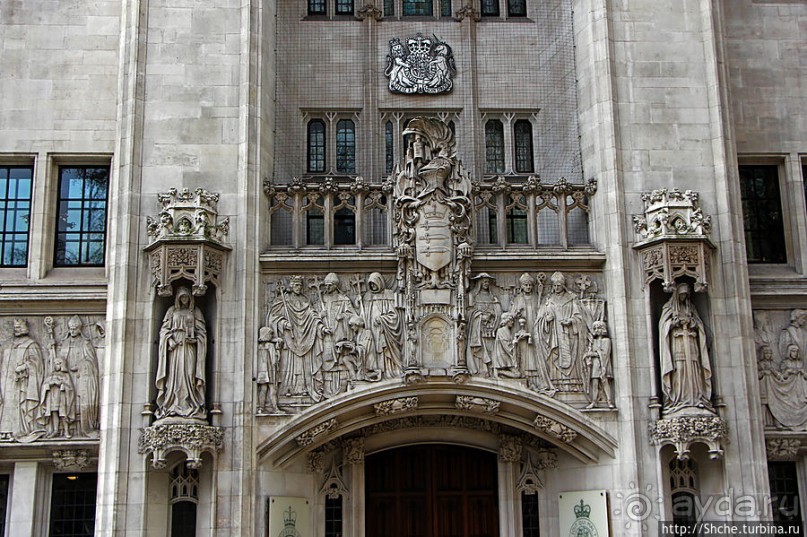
[385,34,456,94]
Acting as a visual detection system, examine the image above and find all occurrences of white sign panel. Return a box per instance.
[558,490,610,537]
[268,496,310,537]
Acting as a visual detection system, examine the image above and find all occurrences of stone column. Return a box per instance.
[344,437,365,537]
[8,462,41,536]
[498,434,521,537]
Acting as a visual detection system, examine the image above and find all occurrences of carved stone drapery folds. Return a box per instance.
[754,309,807,431]
[633,188,713,293]
[0,315,104,443]
[145,188,230,297]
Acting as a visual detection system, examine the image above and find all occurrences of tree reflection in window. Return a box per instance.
[55,166,109,267]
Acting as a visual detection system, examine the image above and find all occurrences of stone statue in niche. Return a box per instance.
[257,325,282,414]
[466,273,502,377]
[267,276,327,402]
[535,272,587,384]
[40,357,75,438]
[362,272,403,379]
[583,320,614,408]
[57,316,100,437]
[658,282,714,415]
[8,319,45,439]
[155,287,208,421]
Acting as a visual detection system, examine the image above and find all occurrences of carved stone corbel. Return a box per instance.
[649,415,727,461]
[633,189,714,292]
[498,434,523,463]
[342,437,365,465]
[52,449,91,470]
[766,438,803,461]
[138,423,224,469]
[356,3,382,20]
[144,188,231,297]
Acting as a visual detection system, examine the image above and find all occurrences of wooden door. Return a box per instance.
[365,445,499,537]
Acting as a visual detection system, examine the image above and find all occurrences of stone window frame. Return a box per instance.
[169,462,200,536]
[304,0,356,19]
[384,0,454,19]
[301,111,362,178]
[738,155,807,272]
[53,164,110,268]
[0,154,36,272]
[479,111,539,179]
[479,0,530,20]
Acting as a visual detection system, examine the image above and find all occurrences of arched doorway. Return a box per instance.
[365,445,499,537]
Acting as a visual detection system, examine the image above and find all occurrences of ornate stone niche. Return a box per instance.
[144,187,231,297]
[0,315,105,443]
[633,188,714,293]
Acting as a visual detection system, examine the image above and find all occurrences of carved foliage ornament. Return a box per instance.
[766,438,802,461]
[374,396,418,416]
[649,415,727,461]
[296,418,339,447]
[456,395,500,415]
[385,34,456,94]
[533,415,577,443]
[139,423,224,469]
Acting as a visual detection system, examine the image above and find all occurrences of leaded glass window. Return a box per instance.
[308,120,326,173]
[441,0,452,17]
[384,0,394,16]
[49,473,98,537]
[325,496,343,537]
[481,0,499,17]
[334,207,356,245]
[336,119,356,174]
[514,120,534,173]
[508,0,526,16]
[55,166,109,267]
[522,491,539,537]
[0,165,33,267]
[170,464,199,537]
[403,0,432,16]
[385,121,394,174]
[506,207,528,244]
[669,458,699,527]
[485,120,505,174]
[336,0,353,15]
[739,164,786,263]
[769,461,802,527]
[308,0,326,15]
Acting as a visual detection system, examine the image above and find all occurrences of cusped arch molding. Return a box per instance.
[258,380,617,468]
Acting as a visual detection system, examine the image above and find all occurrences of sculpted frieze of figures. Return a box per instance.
[0,315,104,442]
[258,270,613,414]
[754,309,807,430]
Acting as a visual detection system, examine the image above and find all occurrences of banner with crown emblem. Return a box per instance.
[558,490,610,537]
[268,497,310,537]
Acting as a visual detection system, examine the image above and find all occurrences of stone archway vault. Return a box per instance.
[257,380,618,468]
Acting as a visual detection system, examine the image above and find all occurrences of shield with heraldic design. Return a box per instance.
[416,199,452,272]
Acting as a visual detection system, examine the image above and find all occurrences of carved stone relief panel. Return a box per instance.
[0,315,104,443]
[258,270,612,414]
[385,34,456,95]
[754,309,807,430]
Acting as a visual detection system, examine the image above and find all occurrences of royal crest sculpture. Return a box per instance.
[385,34,456,94]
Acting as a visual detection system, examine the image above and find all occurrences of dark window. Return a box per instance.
[769,462,802,527]
[508,0,526,16]
[384,0,394,16]
[481,0,499,17]
[336,119,356,174]
[336,0,353,15]
[325,496,343,537]
[308,120,326,173]
[669,458,699,527]
[522,492,539,537]
[385,121,394,174]
[506,207,528,244]
[334,207,356,245]
[441,0,452,17]
[514,120,534,173]
[55,166,109,267]
[49,473,98,537]
[0,165,33,267]
[485,120,505,174]
[0,474,8,537]
[307,210,324,245]
[802,163,806,209]
[739,165,786,263]
[403,0,432,16]
[171,501,197,537]
[308,0,326,15]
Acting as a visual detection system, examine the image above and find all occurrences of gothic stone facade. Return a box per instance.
[0,0,805,535]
